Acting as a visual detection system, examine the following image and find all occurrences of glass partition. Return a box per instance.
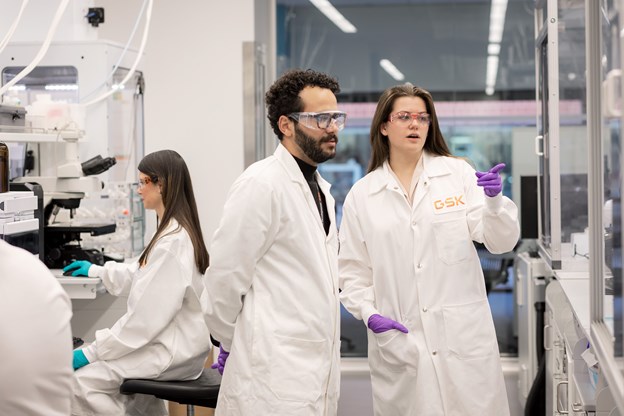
[535,0,588,269]
[588,1,624,410]
[536,0,624,409]
[1,66,80,105]
[600,0,622,357]
[557,1,588,251]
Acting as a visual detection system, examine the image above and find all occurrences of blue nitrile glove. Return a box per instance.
[73,349,90,371]
[63,260,93,277]
[367,314,409,334]
[475,163,505,197]
[210,346,229,375]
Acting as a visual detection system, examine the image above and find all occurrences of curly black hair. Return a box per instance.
[265,69,340,140]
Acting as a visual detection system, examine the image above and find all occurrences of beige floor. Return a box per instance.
[169,401,214,416]
[168,348,215,416]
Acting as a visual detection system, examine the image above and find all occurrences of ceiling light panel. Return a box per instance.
[309,0,357,33]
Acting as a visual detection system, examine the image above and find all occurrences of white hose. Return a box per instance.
[82,0,153,108]
[0,0,70,97]
[0,0,30,55]
[81,0,149,102]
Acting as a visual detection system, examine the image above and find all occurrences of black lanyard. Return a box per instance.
[309,178,329,235]
[310,178,323,219]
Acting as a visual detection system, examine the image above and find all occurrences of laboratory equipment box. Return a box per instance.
[0,105,27,128]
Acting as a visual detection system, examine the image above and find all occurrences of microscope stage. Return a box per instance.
[46,222,116,236]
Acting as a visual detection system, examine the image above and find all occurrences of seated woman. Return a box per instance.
[65,149,211,416]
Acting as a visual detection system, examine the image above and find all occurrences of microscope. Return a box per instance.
[43,195,115,269]
[13,136,118,269]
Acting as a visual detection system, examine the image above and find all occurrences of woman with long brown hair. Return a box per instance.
[64,149,211,416]
[338,84,519,415]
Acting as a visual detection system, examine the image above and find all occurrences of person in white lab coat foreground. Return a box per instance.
[0,239,73,415]
[338,84,519,416]
[64,150,212,416]
[204,69,344,415]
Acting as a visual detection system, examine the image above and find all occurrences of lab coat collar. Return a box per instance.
[161,218,180,233]
[422,151,453,177]
[367,151,452,195]
[274,143,334,231]
[275,143,307,185]
[274,143,332,192]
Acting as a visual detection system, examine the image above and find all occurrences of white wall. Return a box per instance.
[2,0,99,42]
[71,0,255,340]
[1,0,256,242]
[145,1,253,239]
[100,0,254,241]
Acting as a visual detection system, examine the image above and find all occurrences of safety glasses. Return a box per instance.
[138,176,157,189]
[388,111,431,126]
[288,111,347,131]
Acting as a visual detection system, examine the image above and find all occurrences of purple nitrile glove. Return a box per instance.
[210,346,229,375]
[367,314,409,334]
[475,163,505,197]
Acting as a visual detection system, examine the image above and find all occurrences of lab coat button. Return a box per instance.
[412,221,416,226]
[422,306,428,312]
[432,350,437,355]
[417,263,423,269]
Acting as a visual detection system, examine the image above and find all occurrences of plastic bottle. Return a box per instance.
[0,142,8,193]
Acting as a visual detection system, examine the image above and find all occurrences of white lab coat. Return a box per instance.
[204,144,341,415]
[0,240,73,416]
[339,152,518,416]
[71,219,212,416]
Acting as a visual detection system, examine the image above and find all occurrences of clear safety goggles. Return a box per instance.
[138,176,158,189]
[288,111,347,131]
[388,111,431,126]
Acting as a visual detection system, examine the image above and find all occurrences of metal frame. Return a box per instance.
[243,0,277,167]
[536,0,563,269]
[587,0,624,412]
[243,41,268,168]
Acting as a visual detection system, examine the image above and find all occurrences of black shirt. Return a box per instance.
[293,156,330,235]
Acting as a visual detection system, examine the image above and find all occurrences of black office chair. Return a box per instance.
[119,368,221,416]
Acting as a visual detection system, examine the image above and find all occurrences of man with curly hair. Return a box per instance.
[205,69,345,415]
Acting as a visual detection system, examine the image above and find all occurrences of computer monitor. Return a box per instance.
[520,175,538,239]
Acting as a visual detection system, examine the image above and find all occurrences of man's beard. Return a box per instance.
[294,125,338,164]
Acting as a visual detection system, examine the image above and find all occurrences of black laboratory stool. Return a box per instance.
[120,368,221,416]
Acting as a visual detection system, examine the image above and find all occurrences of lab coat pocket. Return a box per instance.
[442,299,496,359]
[432,217,472,265]
[269,334,328,403]
[374,330,418,373]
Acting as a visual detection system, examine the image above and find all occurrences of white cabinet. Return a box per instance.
[53,275,104,299]
[516,252,548,408]
[545,279,597,415]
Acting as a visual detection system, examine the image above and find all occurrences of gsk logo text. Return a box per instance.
[433,195,465,210]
